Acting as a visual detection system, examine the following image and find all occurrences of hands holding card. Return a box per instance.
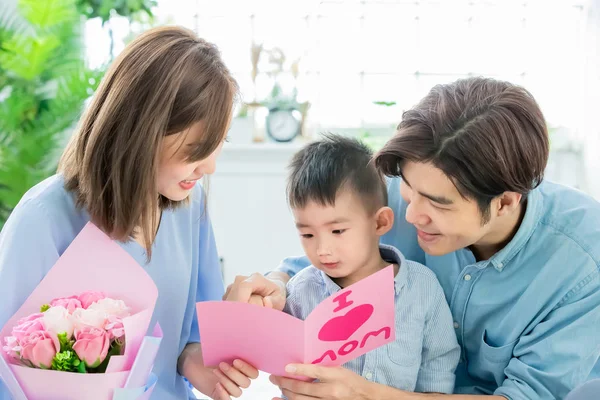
[196,266,395,387]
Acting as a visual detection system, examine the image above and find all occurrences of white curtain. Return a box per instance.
[582,0,600,199]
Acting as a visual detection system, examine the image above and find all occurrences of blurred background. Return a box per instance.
[1,0,599,397]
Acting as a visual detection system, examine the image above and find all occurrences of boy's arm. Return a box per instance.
[275,255,312,279]
[282,272,308,318]
[414,281,461,394]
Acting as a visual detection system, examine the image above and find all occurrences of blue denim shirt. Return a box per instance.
[278,179,600,400]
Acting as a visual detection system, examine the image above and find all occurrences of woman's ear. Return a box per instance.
[375,206,394,237]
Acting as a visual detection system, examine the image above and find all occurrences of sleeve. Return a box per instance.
[0,200,60,400]
[282,275,303,318]
[187,208,225,344]
[275,255,311,278]
[0,199,60,329]
[494,268,600,400]
[414,279,460,394]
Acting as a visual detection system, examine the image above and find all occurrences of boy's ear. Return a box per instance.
[375,206,394,236]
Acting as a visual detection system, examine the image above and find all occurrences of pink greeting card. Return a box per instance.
[197,265,395,377]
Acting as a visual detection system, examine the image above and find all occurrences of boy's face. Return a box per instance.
[292,190,390,284]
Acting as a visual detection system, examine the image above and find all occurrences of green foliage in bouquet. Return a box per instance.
[52,332,86,373]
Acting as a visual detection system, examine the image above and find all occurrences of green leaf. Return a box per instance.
[77,359,87,373]
[19,0,77,29]
[51,350,83,372]
[373,101,396,107]
[0,0,106,226]
[40,304,50,312]
[0,1,35,38]
[90,340,121,373]
[0,34,61,80]
[51,333,83,372]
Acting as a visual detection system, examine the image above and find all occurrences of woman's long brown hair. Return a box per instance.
[59,26,238,258]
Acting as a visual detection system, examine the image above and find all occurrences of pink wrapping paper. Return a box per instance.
[0,223,159,399]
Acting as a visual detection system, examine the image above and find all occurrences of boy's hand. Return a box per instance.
[211,359,259,399]
[270,363,372,400]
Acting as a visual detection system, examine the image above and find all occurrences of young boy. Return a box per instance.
[283,133,460,393]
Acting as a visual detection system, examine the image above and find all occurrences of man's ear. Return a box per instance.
[375,206,394,236]
[495,192,522,217]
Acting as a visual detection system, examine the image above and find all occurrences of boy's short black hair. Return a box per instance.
[287,133,388,214]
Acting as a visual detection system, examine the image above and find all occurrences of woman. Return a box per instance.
[0,26,256,400]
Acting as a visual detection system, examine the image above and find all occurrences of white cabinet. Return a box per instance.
[207,142,306,285]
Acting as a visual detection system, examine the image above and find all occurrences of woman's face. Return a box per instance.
[157,121,225,201]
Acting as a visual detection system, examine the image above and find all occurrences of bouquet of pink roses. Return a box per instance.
[0,223,161,400]
[4,291,131,374]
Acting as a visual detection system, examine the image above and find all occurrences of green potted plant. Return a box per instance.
[0,0,103,227]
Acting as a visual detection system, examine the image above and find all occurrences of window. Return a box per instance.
[86,0,587,138]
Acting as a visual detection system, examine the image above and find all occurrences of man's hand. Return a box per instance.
[269,363,373,400]
[223,271,289,311]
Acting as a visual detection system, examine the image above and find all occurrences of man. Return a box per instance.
[225,77,600,399]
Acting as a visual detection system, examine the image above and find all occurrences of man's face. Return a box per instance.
[400,161,494,256]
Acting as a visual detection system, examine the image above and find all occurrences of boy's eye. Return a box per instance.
[332,229,346,235]
[301,234,313,239]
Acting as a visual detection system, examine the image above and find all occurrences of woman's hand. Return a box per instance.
[269,363,373,400]
[223,271,289,311]
[210,359,259,399]
[178,344,258,399]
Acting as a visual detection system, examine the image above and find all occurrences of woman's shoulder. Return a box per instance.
[17,174,68,205]
[3,174,89,252]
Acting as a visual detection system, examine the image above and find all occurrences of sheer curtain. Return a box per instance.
[582,0,600,199]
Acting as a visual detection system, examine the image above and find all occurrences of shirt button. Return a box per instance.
[453,322,459,329]
[365,372,373,380]
[464,274,472,281]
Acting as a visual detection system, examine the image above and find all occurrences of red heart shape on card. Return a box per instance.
[318,304,374,342]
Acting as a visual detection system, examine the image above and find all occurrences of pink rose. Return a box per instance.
[105,316,125,340]
[78,291,106,309]
[16,313,44,325]
[72,327,110,368]
[49,296,82,313]
[12,314,46,343]
[20,331,59,369]
[3,336,21,359]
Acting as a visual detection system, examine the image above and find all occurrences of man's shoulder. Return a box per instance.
[538,181,600,269]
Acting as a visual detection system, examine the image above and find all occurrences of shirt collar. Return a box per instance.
[319,244,408,295]
[488,185,544,272]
